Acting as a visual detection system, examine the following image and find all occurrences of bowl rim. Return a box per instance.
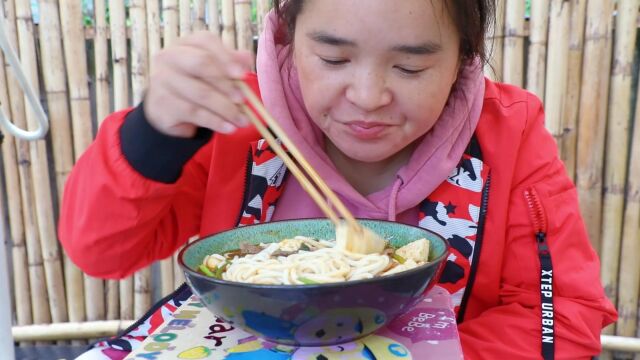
[177,218,450,290]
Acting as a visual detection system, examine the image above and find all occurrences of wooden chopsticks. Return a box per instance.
[236,82,358,229]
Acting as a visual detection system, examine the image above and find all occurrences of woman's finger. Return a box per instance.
[156,74,247,132]
[177,31,248,78]
[156,45,245,104]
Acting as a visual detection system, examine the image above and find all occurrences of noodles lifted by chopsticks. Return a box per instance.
[199,236,431,285]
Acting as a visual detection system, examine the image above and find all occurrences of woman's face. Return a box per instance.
[293,0,461,163]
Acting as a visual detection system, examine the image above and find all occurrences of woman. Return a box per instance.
[60,0,616,358]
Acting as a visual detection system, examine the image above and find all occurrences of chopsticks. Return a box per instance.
[235,82,357,229]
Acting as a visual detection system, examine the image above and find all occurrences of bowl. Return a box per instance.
[178,219,449,347]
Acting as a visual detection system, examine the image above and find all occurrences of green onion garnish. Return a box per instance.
[214,261,230,278]
[392,253,406,264]
[199,264,216,278]
[298,277,319,285]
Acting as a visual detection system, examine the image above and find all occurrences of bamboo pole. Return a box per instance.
[130,0,153,318]
[601,0,640,338]
[597,23,615,350]
[110,0,129,112]
[109,0,134,321]
[616,62,640,339]
[106,281,119,321]
[163,0,181,294]
[0,47,15,320]
[146,0,162,62]
[179,0,192,36]
[130,0,149,104]
[15,136,49,326]
[12,320,135,342]
[95,0,111,127]
[163,0,179,47]
[256,0,271,34]
[600,0,640,324]
[576,0,614,255]
[59,2,93,162]
[37,0,75,199]
[194,0,207,31]
[174,253,184,288]
[235,0,253,52]
[600,335,640,353]
[15,0,68,324]
[560,0,588,182]
[526,0,550,102]
[221,0,236,48]
[95,0,119,320]
[3,0,48,330]
[59,0,105,323]
[0,186,14,357]
[148,0,176,298]
[38,0,85,328]
[160,257,174,297]
[485,0,505,81]
[0,0,31,328]
[543,0,570,144]
[134,269,151,318]
[502,0,526,87]
[208,0,220,34]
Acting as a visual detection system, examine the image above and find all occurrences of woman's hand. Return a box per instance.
[143,31,253,138]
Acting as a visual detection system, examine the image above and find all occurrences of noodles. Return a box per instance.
[201,236,430,285]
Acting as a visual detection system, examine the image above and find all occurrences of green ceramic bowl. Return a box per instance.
[179,219,449,346]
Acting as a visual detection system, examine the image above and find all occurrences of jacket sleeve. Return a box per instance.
[58,107,212,279]
[458,93,617,359]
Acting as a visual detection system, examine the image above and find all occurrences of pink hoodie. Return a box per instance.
[255,12,486,224]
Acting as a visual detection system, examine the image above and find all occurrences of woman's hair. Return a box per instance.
[273,0,496,64]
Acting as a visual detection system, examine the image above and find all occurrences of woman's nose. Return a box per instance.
[345,70,392,112]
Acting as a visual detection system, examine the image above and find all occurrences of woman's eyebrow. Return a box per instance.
[391,42,442,55]
[307,31,356,47]
[306,30,441,55]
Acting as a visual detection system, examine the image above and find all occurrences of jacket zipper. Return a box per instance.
[456,172,491,323]
[524,187,549,250]
[234,149,254,227]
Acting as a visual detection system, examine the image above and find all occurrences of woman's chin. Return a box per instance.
[336,147,397,164]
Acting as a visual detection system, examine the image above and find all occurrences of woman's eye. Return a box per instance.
[320,57,349,66]
[395,66,425,75]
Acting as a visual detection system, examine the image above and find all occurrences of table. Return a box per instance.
[125,286,463,359]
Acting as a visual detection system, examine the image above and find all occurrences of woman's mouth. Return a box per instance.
[344,121,390,140]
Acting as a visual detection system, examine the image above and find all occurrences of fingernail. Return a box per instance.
[219,123,237,134]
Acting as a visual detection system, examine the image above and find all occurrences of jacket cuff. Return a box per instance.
[119,103,213,183]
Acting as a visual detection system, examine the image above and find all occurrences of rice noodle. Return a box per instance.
[209,236,424,285]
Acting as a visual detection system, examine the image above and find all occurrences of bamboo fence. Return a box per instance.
[0,0,639,355]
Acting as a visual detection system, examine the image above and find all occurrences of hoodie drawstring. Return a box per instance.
[388,176,403,221]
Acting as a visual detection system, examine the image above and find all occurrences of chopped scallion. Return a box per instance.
[214,261,230,278]
[298,277,319,285]
[199,264,216,278]
[392,253,406,264]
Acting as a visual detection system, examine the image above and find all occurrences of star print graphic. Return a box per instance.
[444,201,457,215]
[421,199,446,226]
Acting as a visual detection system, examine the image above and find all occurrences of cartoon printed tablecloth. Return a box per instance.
[124,286,462,359]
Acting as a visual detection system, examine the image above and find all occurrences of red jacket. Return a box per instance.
[59,76,616,359]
